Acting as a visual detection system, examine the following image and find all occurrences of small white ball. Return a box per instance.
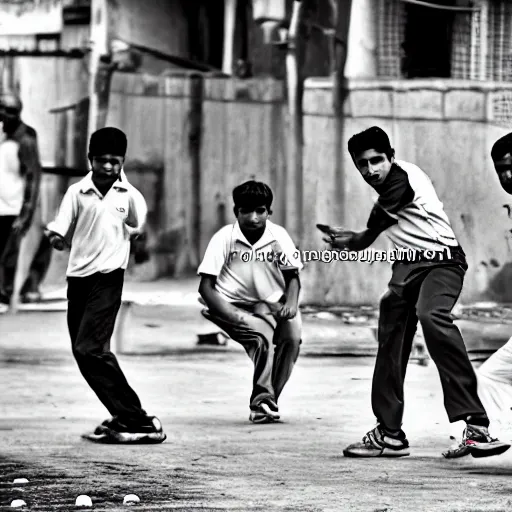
[10,500,27,508]
[75,495,93,507]
[123,494,140,505]
[12,478,29,484]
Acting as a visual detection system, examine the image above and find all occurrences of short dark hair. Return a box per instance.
[491,132,512,162]
[232,180,273,214]
[88,127,127,158]
[348,126,395,161]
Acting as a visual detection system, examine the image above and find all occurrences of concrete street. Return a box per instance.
[2,297,512,512]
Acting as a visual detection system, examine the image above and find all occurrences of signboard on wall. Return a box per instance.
[0,0,63,35]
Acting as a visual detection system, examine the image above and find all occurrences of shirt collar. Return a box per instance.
[79,170,129,195]
[232,220,277,250]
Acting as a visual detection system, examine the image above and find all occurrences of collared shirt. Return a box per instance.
[197,220,303,306]
[46,171,147,277]
[0,121,41,217]
[367,160,459,253]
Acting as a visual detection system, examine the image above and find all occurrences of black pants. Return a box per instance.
[372,260,487,432]
[20,234,52,296]
[67,269,147,421]
[0,215,21,304]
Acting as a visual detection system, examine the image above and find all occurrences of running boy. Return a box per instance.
[45,127,166,444]
[324,126,510,458]
[198,180,302,423]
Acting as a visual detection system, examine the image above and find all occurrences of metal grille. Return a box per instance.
[376,0,512,81]
[450,7,475,78]
[487,1,512,81]
[376,0,405,78]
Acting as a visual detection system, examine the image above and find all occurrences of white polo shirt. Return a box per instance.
[198,220,303,306]
[46,171,147,277]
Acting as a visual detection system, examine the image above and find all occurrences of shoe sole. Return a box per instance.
[249,403,280,424]
[343,448,410,458]
[82,430,167,444]
[471,442,511,458]
[249,414,280,424]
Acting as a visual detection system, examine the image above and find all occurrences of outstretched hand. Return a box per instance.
[321,226,359,251]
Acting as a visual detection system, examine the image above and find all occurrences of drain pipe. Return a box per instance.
[285,0,305,242]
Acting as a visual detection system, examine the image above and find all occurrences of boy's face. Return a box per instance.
[494,153,512,194]
[90,154,124,184]
[353,149,393,187]
[236,205,269,232]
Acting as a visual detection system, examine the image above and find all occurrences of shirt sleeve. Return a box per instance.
[125,187,148,235]
[46,187,78,243]
[197,230,228,277]
[366,165,414,231]
[273,227,303,272]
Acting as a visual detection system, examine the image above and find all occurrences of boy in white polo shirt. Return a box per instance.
[325,126,509,459]
[198,180,302,423]
[45,127,166,444]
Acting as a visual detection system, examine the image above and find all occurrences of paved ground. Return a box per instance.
[2,303,512,511]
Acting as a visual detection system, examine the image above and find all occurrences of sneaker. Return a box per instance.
[343,425,410,458]
[20,291,42,303]
[82,415,166,444]
[442,425,510,459]
[0,302,8,314]
[249,403,280,424]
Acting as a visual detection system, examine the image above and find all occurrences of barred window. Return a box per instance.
[376,0,512,81]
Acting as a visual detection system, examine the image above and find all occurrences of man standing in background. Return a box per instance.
[0,93,42,312]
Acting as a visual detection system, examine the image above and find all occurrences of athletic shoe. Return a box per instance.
[343,425,410,457]
[442,424,510,459]
[0,302,8,314]
[249,403,280,424]
[20,291,42,303]
[82,415,166,444]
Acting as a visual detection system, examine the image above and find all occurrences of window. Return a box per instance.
[376,0,512,81]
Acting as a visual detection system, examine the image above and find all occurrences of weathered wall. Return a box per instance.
[301,78,512,304]
[1,56,89,166]
[199,78,286,255]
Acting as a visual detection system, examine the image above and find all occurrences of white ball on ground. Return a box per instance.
[12,478,29,484]
[123,494,140,505]
[10,500,27,508]
[75,495,93,507]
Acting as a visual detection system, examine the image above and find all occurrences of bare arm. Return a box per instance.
[198,274,249,326]
[278,270,301,319]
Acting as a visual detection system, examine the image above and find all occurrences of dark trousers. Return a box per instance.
[372,261,487,432]
[0,215,21,304]
[20,234,52,296]
[67,269,146,421]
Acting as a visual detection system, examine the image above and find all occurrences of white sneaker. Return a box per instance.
[0,303,9,314]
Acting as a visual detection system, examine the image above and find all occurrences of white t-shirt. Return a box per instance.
[197,220,303,306]
[368,160,459,252]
